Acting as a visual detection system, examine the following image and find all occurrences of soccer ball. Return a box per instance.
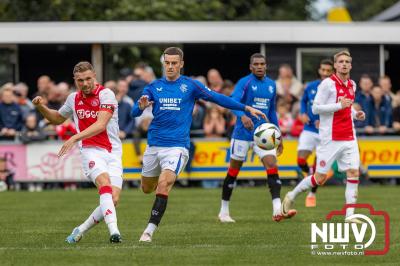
[0,181,7,192]
[253,123,281,150]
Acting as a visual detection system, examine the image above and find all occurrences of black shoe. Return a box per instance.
[110,234,122,243]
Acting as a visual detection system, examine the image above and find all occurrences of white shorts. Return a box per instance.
[142,146,189,177]
[316,140,360,174]
[230,138,276,161]
[297,130,320,152]
[81,147,123,188]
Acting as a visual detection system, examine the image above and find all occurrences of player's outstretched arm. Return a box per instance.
[131,95,154,117]
[58,110,112,157]
[32,96,67,125]
[205,90,266,120]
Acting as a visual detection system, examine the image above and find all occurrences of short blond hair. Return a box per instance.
[333,50,352,62]
[73,61,95,75]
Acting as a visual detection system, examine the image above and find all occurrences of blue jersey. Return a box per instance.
[131,75,246,149]
[231,73,278,141]
[300,80,320,133]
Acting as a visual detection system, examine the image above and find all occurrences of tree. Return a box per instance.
[0,0,315,21]
[343,0,398,21]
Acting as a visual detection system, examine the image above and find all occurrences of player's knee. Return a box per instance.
[346,169,359,177]
[112,195,119,206]
[96,173,111,187]
[314,173,327,186]
[141,184,155,194]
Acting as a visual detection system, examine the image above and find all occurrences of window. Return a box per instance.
[0,45,18,85]
[296,48,346,83]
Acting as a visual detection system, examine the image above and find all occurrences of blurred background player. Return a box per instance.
[218,53,296,223]
[32,62,123,243]
[282,51,366,223]
[297,59,333,207]
[131,47,266,243]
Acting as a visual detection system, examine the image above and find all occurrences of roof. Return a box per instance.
[0,21,400,44]
[371,1,400,21]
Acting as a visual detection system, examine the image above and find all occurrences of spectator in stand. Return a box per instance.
[39,118,57,139]
[355,74,374,128]
[14,82,34,119]
[120,67,134,84]
[203,105,226,138]
[221,80,236,138]
[115,79,135,140]
[379,75,396,107]
[191,102,206,132]
[129,62,148,102]
[277,100,293,137]
[56,118,77,141]
[221,79,235,96]
[57,82,71,103]
[393,94,400,133]
[0,157,14,191]
[20,113,47,144]
[290,108,304,137]
[35,75,52,97]
[0,87,23,139]
[353,103,365,129]
[104,80,117,92]
[366,85,392,135]
[276,63,303,100]
[143,66,156,84]
[194,75,207,86]
[207,68,224,93]
[46,83,62,110]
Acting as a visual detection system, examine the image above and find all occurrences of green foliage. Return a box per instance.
[343,0,399,21]
[0,0,315,21]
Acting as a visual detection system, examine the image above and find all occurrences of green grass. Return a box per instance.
[0,186,398,266]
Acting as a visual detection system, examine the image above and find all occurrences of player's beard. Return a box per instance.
[81,84,94,95]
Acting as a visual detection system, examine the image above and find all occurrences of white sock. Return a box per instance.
[78,206,103,233]
[99,187,119,235]
[288,175,317,200]
[272,198,281,216]
[220,200,230,215]
[345,178,359,217]
[144,223,157,236]
[307,191,316,197]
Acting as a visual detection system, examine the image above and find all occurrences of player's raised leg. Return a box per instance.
[297,150,318,207]
[218,158,243,223]
[67,185,121,243]
[341,142,362,223]
[261,153,296,221]
[140,170,176,242]
[344,168,361,223]
[96,173,122,243]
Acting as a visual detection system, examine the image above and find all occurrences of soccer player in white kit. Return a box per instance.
[32,62,123,243]
[297,59,333,207]
[282,51,366,223]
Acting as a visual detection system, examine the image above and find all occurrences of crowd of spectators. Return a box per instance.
[1,63,400,145]
[1,61,399,191]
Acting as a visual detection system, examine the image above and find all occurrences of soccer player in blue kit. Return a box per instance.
[218,53,297,223]
[131,47,266,242]
[297,59,333,208]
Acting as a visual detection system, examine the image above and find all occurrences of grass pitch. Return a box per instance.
[0,186,398,266]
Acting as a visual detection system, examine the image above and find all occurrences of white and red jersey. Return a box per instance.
[58,84,121,155]
[312,74,357,144]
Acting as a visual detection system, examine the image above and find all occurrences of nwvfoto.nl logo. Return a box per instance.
[310,204,390,256]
